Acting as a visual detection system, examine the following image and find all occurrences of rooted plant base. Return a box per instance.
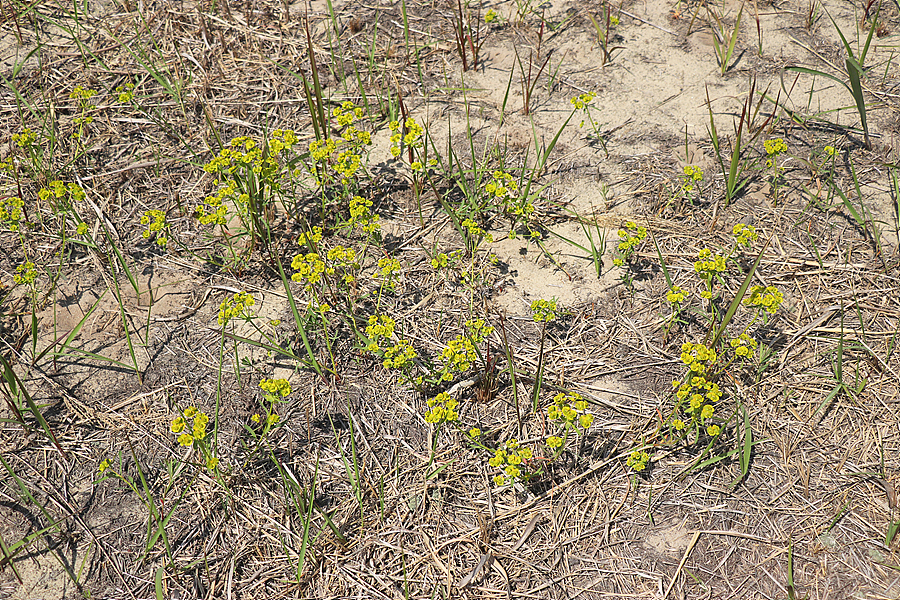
[2,0,900,598]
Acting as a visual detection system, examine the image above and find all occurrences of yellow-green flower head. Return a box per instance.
[743,285,784,314]
[666,285,688,304]
[0,195,25,231]
[431,252,449,269]
[615,221,647,257]
[382,339,418,370]
[469,427,482,438]
[764,138,788,155]
[570,91,596,110]
[490,440,533,485]
[484,8,498,22]
[365,314,396,345]
[98,459,111,473]
[683,165,703,182]
[69,85,96,101]
[706,424,721,437]
[729,333,757,359]
[824,145,836,156]
[425,392,459,425]
[217,291,256,325]
[626,450,650,472]
[11,128,37,147]
[732,223,758,247]
[260,378,292,399]
[13,262,37,286]
[693,248,727,275]
[547,435,563,449]
[531,298,558,322]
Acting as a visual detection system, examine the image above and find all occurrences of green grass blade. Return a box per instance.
[709,234,771,349]
[730,403,753,488]
[274,253,325,377]
[0,354,67,457]
[859,1,881,65]
[784,66,852,94]
[845,57,870,148]
[0,530,23,583]
[35,288,108,364]
[648,227,673,289]
[723,6,743,72]
[154,567,165,600]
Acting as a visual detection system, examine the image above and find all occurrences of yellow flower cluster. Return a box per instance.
[461,218,493,244]
[764,138,787,156]
[484,8,498,23]
[681,165,703,192]
[388,117,424,157]
[115,82,135,103]
[365,314,396,352]
[381,339,418,369]
[666,285,688,305]
[743,285,783,315]
[489,439,533,486]
[171,406,210,448]
[613,221,646,266]
[732,223,757,247]
[260,378,292,400]
[729,333,757,359]
[626,450,650,472]
[204,136,281,182]
[69,86,96,133]
[693,248,726,275]
[530,298,557,323]
[69,85,96,102]
[251,413,280,426]
[570,91,595,111]
[196,181,233,226]
[267,128,298,155]
[298,226,323,247]
[376,257,402,289]
[363,314,417,370]
[485,170,518,201]
[673,374,721,415]
[38,180,85,205]
[11,128,36,147]
[309,138,337,162]
[0,196,25,231]
[548,392,594,432]
[140,209,168,247]
[291,252,326,288]
[438,319,495,380]
[680,342,717,374]
[217,291,255,326]
[424,392,459,424]
[326,245,359,285]
[764,138,788,170]
[306,105,372,186]
[13,261,37,285]
[347,195,380,234]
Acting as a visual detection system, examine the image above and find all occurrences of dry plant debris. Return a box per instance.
[2,0,900,598]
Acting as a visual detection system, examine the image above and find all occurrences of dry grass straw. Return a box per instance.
[1,0,900,598]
